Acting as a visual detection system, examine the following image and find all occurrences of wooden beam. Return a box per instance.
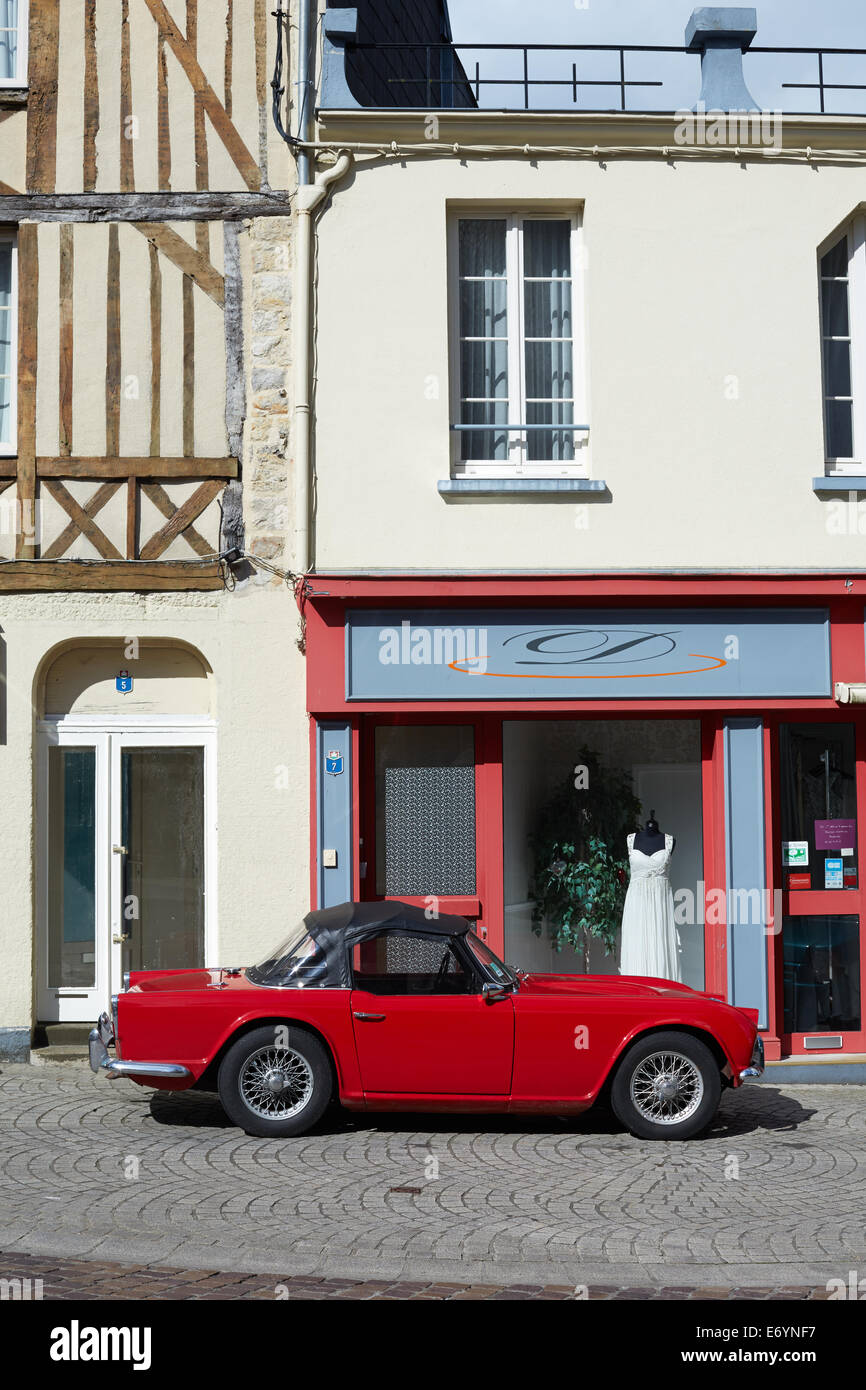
[157,30,172,191]
[126,475,137,559]
[83,0,99,192]
[143,0,262,191]
[35,456,238,477]
[149,242,162,455]
[254,0,269,184]
[133,222,224,307]
[120,0,135,193]
[16,225,38,558]
[27,0,61,193]
[139,478,224,559]
[0,193,293,221]
[187,0,209,211]
[0,560,225,591]
[58,224,74,456]
[41,479,123,560]
[182,274,194,456]
[224,0,234,119]
[106,225,121,457]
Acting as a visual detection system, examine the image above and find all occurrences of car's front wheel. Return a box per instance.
[218,1026,333,1137]
[610,1030,721,1141]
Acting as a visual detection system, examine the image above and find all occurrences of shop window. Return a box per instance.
[783,914,860,1034]
[374,725,476,896]
[503,719,704,984]
[779,723,857,891]
[448,211,588,479]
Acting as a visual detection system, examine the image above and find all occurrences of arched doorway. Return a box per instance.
[36,642,217,1023]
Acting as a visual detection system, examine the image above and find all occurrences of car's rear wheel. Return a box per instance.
[610,1030,721,1141]
[218,1026,332,1137]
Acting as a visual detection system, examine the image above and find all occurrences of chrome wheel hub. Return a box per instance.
[239,1046,314,1120]
[630,1050,704,1125]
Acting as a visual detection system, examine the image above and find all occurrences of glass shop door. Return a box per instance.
[777,717,866,1054]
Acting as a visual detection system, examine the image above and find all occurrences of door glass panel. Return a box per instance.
[352,932,472,995]
[783,914,860,1033]
[374,725,476,896]
[121,748,204,973]
[47,746,97,988]
[780,723,857,889]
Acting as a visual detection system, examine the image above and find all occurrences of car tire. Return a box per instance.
[610,1030,721,1141]
[218,1025,333,1138]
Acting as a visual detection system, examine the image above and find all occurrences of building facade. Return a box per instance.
[0,0,310,1058]
[303,2,866,1064]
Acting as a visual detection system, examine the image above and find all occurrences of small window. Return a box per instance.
[820,218,865,473]
[352,931,473,996]
[0,232,16,453]
[449,211,587,479]
[0,1,28,88]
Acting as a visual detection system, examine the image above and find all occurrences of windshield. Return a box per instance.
[464,932,520,987]
[246,921,329,987]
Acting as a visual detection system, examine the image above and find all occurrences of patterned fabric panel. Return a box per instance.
[384,934,460,975]
[384,765,476,895]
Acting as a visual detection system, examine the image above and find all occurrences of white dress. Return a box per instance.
[619,832,681,981]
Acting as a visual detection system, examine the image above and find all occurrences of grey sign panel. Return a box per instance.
[346,608,831,701]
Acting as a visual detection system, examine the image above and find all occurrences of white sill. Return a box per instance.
[439,477,608,497]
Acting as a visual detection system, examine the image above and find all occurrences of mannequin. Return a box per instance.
[633,811,675,857]
[620,811,681,981]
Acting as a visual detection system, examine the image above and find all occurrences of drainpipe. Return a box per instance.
[294,152,352,574]
[288,0,352,572]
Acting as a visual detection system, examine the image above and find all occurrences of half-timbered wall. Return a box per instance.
[0,0,293,588]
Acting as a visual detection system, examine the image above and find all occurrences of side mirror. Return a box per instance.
[482,982,511,1003]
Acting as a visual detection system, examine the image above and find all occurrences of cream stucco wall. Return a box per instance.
[0,581,309,1035]
[312,125,866,572]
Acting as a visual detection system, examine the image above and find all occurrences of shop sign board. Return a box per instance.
[346,608,831,702]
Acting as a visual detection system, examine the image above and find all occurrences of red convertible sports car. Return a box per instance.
[89,900,764,1141]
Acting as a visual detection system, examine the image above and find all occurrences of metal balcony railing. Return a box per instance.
[339,42,866,116]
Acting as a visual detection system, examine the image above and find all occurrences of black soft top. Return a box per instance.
[304,900,470,988]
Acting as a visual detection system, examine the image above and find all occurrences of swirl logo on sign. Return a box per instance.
[449,627,727,680]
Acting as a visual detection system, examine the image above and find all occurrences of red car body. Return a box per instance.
[89,901,763,1137]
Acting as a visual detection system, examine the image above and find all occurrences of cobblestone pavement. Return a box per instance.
[0,1064,863,1290]
[0,1252,835,1300]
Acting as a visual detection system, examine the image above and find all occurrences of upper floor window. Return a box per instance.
[448,211,587,479]
[0,1,27,88]
[0,232,16,453]
[821,218,866,472]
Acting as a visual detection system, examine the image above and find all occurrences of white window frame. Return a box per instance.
[447,208,589,480]
[0,229,16,456]
[0,0,28,89]
[822,215,866,475]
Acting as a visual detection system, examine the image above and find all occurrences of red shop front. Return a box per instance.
[304,574,866,1062]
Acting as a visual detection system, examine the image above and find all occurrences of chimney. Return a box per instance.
[685,7,760,112]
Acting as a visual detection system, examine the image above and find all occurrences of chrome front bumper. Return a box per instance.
[88,1011,191,1081]
[739,1035,765,1081]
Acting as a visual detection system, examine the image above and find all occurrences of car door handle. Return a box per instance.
[353,1011,386,1021]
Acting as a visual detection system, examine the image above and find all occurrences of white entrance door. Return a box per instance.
[37,720,216,1023]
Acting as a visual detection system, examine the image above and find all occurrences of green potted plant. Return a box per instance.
[529,746,642,972]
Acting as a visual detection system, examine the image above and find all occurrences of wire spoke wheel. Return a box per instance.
[629,1049,704,1126]
[239,1045,315,1120]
